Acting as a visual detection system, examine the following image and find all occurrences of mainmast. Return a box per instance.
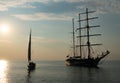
[76,8,102,59]
[72,18,76,57]
[78,13,82,58]
[86,8,91,59]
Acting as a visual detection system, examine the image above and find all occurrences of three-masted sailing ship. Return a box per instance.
[66,8,110,67]
[28,29,36,70]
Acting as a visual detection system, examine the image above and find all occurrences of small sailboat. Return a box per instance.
[65,8,110,67]
[28,29,36,70]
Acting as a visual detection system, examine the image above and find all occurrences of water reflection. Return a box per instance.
[0,60,8,83]
[26,70,31,83]
[26,69,35,83]
[66,66,107,83]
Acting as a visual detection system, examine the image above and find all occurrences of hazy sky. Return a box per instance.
[0,0,120,61]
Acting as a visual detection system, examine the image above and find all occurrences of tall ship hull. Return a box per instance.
[66,58,99,67]
[65,8,110,67]
[66,50,110,67]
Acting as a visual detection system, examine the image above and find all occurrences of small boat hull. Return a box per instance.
[28,62,36,70]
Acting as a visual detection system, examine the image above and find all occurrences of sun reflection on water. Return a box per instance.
[0,60,8,83]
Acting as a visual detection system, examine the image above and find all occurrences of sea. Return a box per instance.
[0,60,120,83]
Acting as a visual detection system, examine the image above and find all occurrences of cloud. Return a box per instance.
[0,0,120,16]
[53,0,120,14]
[53,0,85,2]
[77,0,120,14]
[0,0,49,11]
[12,13,72,21]
[19,4,36,9]
[0,0,24,11]
[27,0,50,3]
[32,36,64,44]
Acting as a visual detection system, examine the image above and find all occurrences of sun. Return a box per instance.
[0,23,10,34]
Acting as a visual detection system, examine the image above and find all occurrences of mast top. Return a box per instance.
[79,8,96,15]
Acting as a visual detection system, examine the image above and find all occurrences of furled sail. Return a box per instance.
[28,29,31,62]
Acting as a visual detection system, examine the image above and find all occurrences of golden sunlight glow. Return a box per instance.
[0,60,7,67]
[0,24,10,34]
[0,60,8,83]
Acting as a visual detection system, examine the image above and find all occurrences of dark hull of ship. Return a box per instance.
[65,58,101,67]
[28,62,36,70]
[66,51,110,67]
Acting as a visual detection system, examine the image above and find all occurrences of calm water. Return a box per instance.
[0,60,120,83]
